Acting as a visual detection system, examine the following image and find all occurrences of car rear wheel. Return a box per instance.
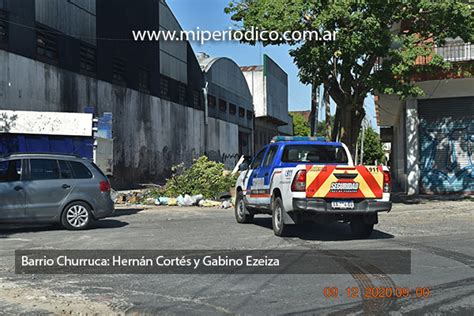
[235,191,254,224]
[61,202,92,230]
[350,217,374,239]
[272,197,290,237]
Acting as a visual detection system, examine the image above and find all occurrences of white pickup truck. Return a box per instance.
[235,137,392,238]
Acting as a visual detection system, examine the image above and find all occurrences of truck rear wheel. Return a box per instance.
[272,197,290,237]
[235,191,254,224]
[350,217,374,239]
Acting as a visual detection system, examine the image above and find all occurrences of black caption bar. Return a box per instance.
[16,249,411,274]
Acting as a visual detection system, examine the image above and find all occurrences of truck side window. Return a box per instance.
[263,146,278,167]
[250,148,267,169]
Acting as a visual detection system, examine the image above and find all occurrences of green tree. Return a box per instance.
[316,115,335,139]
[357,127,385,165]
[289,112,311,136]
[225,0,473,155]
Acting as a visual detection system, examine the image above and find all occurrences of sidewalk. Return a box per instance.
[391,192,473,204]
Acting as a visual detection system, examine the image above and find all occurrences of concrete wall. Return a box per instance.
[0,50,239,187]
[263,54,289,124]
[205,117,239,169]
[242,70,265,117]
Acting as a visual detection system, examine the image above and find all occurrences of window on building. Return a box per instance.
[79,43,96,76]
[29,159,60,180]
[207,95,216,108]
[138,67,151,93]
[219,99,227,112]
[178,84,187,104]
[247,109,253,120]
[229,103,237,115]
[160,76,169,97]
[239,107,245,118]
[112,57,126,85]
[193,90,200,108]
[36,24,59,63]
[0,10,8,46]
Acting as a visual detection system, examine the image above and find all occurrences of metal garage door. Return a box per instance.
[419,97,474,194]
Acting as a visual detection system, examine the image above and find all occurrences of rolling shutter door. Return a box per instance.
[418,97,474,194]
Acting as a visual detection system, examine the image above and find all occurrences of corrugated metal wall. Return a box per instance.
[419,97,474,194]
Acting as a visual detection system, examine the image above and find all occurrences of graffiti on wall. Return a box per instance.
[419,118,473,194]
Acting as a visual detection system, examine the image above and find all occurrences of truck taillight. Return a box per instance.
[291,170,306,192]
[100,180,111,192]
[383,171,391,193]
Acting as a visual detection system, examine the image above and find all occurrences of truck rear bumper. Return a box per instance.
[292,198,392,214]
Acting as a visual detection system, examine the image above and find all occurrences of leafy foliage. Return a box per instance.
[163,156,237,199]
[225,0,473,152]
[357,127,386,165]
[289,112,311,136]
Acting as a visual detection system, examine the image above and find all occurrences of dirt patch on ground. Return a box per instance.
[0,278,122,315]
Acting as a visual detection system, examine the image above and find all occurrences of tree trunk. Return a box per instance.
[338,104,365,159]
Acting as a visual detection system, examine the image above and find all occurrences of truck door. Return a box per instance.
[255,145,279,205]
[245,147,268,206]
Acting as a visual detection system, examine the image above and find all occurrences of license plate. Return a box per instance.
[331,200,354,209]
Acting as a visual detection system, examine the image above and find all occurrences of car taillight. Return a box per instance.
[291,170,306,192]
[100,180,111,192]
[383,171,391,193]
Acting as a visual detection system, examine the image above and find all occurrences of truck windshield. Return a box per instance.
[281,145,348,164]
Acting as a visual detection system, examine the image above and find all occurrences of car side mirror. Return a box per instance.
[239,163,249,171]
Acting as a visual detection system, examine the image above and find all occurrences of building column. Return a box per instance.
[405,99,420,195]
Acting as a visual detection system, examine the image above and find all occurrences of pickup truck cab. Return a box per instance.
[235,136,392,238]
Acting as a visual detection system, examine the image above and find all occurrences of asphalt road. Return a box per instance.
[0,198,473,315]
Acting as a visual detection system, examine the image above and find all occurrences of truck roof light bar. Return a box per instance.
[271,136,327,143]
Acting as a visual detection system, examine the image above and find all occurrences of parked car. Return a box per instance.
[0,153,114,230]
[235,136,392,238]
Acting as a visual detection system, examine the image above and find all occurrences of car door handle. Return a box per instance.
[62,184,71,189]
[14,186,23,191]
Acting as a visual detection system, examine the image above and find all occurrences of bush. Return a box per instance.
[163,156,237,199]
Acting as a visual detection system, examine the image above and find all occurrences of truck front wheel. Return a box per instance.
[350,216,374,239]
[235,191,254,224]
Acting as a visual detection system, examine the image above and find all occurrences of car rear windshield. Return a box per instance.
[281,145,348,164]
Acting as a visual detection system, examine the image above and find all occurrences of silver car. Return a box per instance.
[0,153,114,230]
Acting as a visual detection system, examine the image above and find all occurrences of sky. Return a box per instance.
[166,0,378,128]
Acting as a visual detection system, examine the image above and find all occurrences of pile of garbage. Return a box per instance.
[113,189,233,209]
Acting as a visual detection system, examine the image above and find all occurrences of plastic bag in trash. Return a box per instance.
[176,195,186,206]
[220,200,233,209]
[192,194,203,205]
[168,198,178,206]
[198,199,221,207]
[182,194,194,206]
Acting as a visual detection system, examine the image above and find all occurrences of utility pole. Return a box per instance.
[323,85,331,140]
[309,82,320,136]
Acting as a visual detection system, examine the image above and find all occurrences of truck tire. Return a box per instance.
[350,217,374,239]
[272,197,290,237]
[235,191,254,224]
